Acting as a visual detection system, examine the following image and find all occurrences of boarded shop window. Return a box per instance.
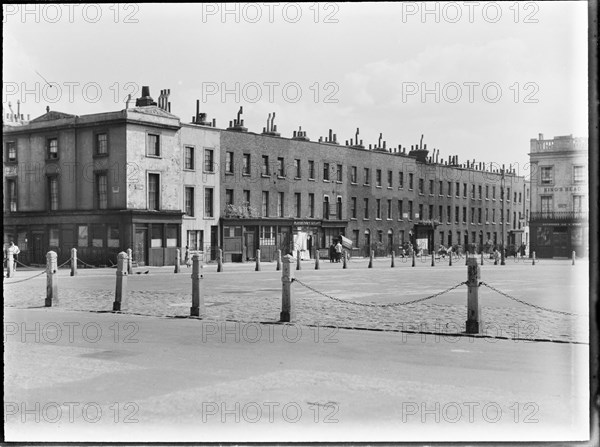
[92,225,104,247]
[78,226,88,247]
[151,226,163,248]
[166,225,178,247]
[107,226,120,248]
[49,228,60,247]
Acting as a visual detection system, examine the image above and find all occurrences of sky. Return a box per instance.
[3,2,589,176]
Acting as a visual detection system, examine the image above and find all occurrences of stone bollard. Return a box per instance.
[449,252,453,266]
[280,254,295,322]
[174,248,181,274]
[6,252,14,278]
[368,250,374,268]
[465,257,481,334]
[342,251,347,269]
[127,248,133,275]
[112,252,128,311]
[412,250,416,267]
[572,251,575,266]
[465,251,469,265]
[315,250,320,270]
[391,251,395,268]
[70,248,78,276]
[255,249,261,271]
[481,251,484,266]
[217,248,223,272]
[431,250,435,267]
[45,251,58,307]
[276,249,282,271]
[296,250,301,270]
[532,251,536,266]
[190,254,205,317]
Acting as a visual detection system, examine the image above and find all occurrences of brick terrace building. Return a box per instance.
[528,133,588,258]
[3,86,529,265]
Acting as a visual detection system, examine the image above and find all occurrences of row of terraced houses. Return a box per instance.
[3,87,588,266]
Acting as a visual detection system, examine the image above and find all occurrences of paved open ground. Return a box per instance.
[4,256,590,343]
[3,256,591,442]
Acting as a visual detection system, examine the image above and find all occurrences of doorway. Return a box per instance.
[134,228,147,266]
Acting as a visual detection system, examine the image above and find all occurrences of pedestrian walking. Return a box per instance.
[184,246,191,268]
[329,243,335,263]
[335,239,343,263]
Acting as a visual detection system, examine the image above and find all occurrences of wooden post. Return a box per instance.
[255,249,261,271]
[315,250,320,270]
[217,248,223,272]
[45,251,58,307]
[112,251,128,311]
[174,248,181,273]
[412,249,415,267]
[480,251,484,266]
[532,251,536,266]
[127,248,133,274]
[368,250,374,268]
[391,251,395,268]
[280,254,295,322]
[276,249,282,271]
[70,248,77,276]
[572,251,575,265]
[6,252,14,278]
[342,251,347,269]
[296,250,301,270]
[190,254,205,317]
[466,257,481,334]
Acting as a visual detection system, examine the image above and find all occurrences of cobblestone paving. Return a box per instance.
[3,257,589,343]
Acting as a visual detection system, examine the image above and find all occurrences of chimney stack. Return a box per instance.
[135,86,157,107]
[227,106,248,132]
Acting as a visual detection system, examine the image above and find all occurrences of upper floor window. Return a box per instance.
[376,169,382,187]
[204,149,214,172]
[225,151,234,173]
[398,172,404,189]
[323,163,330,181]
[147,134,160,157]
[418,178,424,194]
[48,176,59,210]
[148,173,160,210]
[364,168,370,185]
[408,173,414,190]
[96,173,108,209]
[5,141,17,163]
[573,166,585,183]
[185,187,195,216]
[6,179,17,211]
[336,164,343,182]
[204,187,214,217]
[540,166,553,185]
[308,160,315,179]
[243,154,251,175]
[294,159,301,178]
[47,138,59,159]
[351,166,357,184]
[225,189,234,206]
[277,157,285,177]
[540,195,553,213]
[387,171,393,188]
[185,146,195,170]
[96,133,108,156]
[262,155,270,176]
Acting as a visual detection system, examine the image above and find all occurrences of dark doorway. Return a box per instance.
[31,232,44,265]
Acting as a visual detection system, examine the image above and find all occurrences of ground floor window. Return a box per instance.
[92,225,104,247]
[78,225,88,247]
[107,226,120,248]
[49,227,60,247]
[151,225,163,248]
[260,226,275,245]
[166,225,178,247]
[187,230,203,250]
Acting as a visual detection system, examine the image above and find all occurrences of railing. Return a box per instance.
[530,211,588,221]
